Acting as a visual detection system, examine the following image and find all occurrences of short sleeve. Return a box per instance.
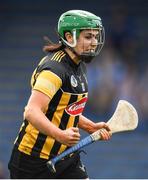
[33,70,62,99]
[37,55,66,81]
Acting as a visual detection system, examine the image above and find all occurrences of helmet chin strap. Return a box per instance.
[80,54,95,63]
[69,47,95,63]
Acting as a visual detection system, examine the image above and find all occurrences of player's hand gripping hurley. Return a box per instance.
[47,100,138,173]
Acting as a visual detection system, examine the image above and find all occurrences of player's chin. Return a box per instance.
[81,56,94,63]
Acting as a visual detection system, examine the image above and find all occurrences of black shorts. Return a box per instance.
[8,148,88,179]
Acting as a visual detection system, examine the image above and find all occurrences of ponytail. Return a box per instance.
[43,36,65,53]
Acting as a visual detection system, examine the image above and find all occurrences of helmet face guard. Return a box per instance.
[79,27,105,61]
[58,10,105,62]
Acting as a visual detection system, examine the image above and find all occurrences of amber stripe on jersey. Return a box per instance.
[31,51,65,88]
[31,56,48,87]
[33,70,62,99]
[15,120,28,147]
[58,94,84,154]
[15,90,88,159]
[58,53,66,62]
[15,89,62,157]
[31,89,63,157]
[17,121,40,155]
[49,94,78,156]
[40,90,72,158]
[51,50,66,62]
[39,92,86,158]
[40,92,88,158]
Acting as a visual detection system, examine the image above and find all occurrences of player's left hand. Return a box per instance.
[95,122,112,140]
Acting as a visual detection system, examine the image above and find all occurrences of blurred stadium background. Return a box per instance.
[0,0,148,178]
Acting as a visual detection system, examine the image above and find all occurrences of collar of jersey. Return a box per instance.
[63,49,81,69]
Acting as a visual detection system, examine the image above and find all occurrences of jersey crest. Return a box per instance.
[70,75,78,87]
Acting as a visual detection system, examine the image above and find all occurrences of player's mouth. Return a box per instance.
[85,49,95,53]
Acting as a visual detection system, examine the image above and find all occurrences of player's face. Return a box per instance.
[74,29,99,55]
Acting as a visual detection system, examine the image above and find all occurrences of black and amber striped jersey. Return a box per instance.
[14,49,88,159]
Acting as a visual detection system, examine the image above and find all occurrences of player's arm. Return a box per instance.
[78,115,111,140]
[24,71,80,146]
[24,90,61,138]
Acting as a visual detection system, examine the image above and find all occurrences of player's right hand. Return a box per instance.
[57,127,80,146]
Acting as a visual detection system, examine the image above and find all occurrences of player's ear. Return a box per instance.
[65,32,73,44]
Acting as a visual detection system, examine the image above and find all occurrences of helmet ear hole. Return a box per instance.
[63,31,71,39]
[64,32,73,44]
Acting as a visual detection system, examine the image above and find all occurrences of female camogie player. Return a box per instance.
[8,10,111,179]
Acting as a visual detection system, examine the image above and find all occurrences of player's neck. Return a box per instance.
[65,48,81,65]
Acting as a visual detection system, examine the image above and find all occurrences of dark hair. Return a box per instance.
[43,36,65,52]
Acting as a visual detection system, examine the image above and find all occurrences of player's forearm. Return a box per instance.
[78,115,97,134]
[24,106,62,140]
